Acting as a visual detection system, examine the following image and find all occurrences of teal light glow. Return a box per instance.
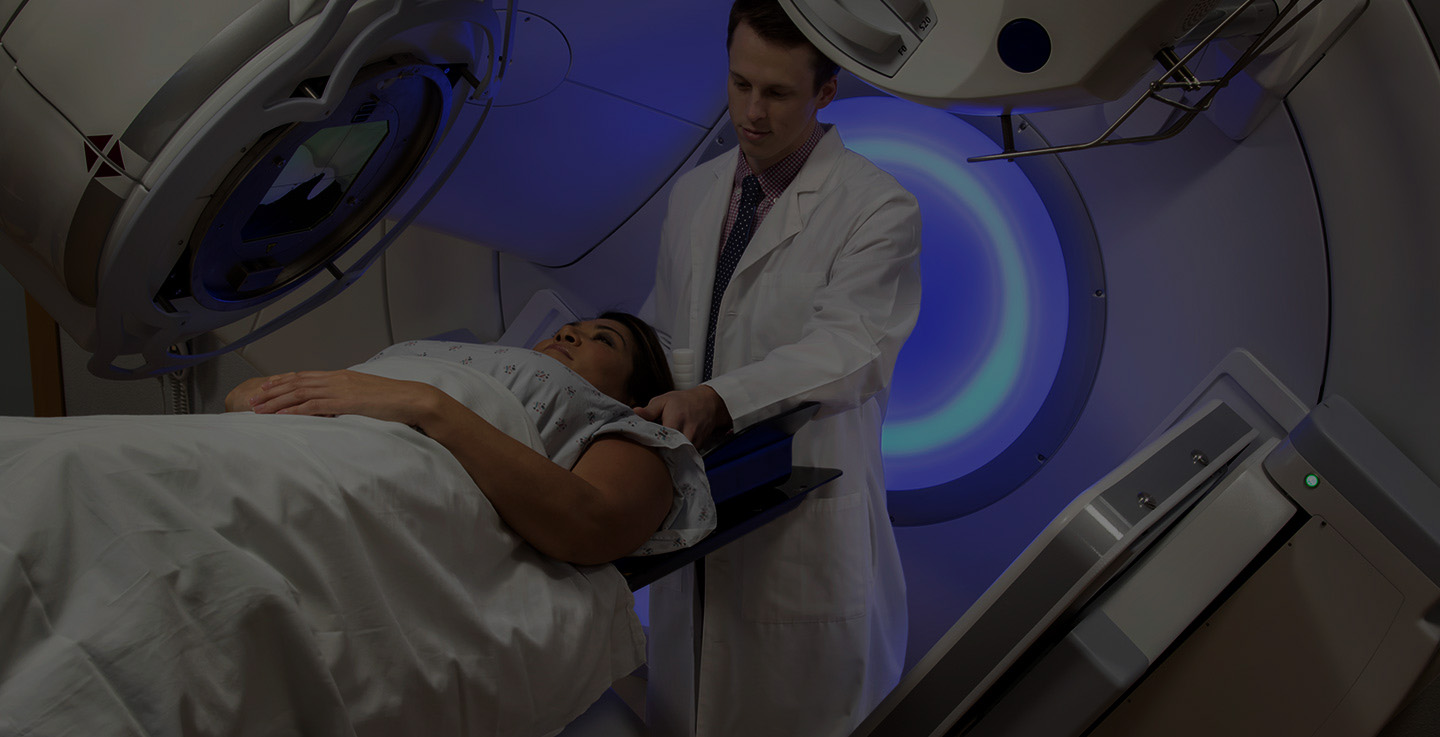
[821,97,1069,490]
[862,141,1030,455]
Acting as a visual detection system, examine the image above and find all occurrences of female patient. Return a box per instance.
[227,311,709,563]
[0,311,710,737]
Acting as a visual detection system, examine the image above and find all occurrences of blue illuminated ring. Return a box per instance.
[821,96,1105,524]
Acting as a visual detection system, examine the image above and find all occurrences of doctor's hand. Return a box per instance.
[246,370,444,430]
[634,385,732,449]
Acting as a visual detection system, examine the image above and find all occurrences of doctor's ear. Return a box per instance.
[816,74,838,108]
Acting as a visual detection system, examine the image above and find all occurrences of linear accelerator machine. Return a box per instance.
[4,0,1440,736]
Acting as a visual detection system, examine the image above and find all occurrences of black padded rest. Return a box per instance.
[615,403,836,591]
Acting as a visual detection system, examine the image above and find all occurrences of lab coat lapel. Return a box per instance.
[687,150,737,354]
[730,128,844,279]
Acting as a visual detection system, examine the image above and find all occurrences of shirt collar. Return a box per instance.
[733,122,829,198]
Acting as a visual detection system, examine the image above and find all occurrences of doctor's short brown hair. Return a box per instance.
[727,0,840,93]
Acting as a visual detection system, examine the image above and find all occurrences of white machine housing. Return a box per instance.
[777,0,1220,113]
[852,354,1440,736]
[0,0,499,377]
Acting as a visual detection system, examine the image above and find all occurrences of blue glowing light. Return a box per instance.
[820,97,1069,491]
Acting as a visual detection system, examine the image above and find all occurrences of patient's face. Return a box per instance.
[533,319,637,403]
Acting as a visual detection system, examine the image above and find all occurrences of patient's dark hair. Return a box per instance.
[727,0,839,93]
[601,311,675,406]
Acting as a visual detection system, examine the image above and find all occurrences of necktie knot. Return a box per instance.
[739,174,762,207]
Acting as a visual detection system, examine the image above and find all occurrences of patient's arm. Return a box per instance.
[246,370,673,565]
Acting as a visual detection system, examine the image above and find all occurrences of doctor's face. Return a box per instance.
[533,319,637,403]
[727,20,837,174]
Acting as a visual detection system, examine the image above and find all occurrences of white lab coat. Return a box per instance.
[647,127,922,737]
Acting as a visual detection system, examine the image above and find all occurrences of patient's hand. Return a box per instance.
[247,370,443,429]
[224,376,273,412]
[634,385,732,448]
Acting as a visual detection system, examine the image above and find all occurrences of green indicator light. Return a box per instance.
[1304,473,1320,488]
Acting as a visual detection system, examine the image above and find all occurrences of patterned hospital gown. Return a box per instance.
[359,340,714,555]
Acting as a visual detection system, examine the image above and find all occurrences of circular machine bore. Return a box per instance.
[168,56,450,311]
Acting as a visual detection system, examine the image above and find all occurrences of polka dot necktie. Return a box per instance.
[703,174,763,381]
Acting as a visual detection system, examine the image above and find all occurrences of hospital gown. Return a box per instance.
[0,343,712,737]
[361,341,713,553]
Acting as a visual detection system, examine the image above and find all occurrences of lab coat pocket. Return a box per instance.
[739,491,870,624]
[749,271,826,359]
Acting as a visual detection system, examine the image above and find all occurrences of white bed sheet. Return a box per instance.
[0,372,644,736]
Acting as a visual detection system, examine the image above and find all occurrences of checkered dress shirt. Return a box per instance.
[716,122,829,255]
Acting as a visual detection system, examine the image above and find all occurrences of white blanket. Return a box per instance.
[0,371,644,736]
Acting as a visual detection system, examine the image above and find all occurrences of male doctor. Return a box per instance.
[636,1,923,735]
